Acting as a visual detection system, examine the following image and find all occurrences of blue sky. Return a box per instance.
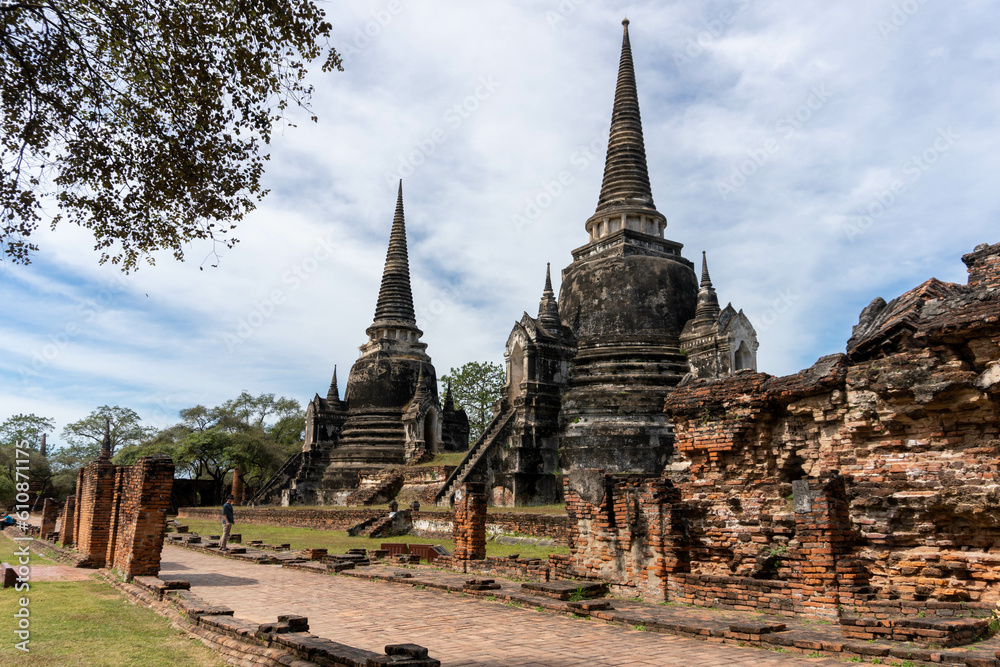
[3,0,999,441]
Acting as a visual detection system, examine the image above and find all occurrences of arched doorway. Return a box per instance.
[735,341,753,371]
[507,341,524,403]
[423,408,439,455]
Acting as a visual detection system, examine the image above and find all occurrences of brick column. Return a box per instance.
[59,496,76,547]
[74,458,118,567]
[39,498,59,539]
[453,482,487,564]
[105,467,127,568]
[643,478,689,600]
[790,475,852,618]
[72,468,84,548]
[232,468,245,505]
[110,454,175,579]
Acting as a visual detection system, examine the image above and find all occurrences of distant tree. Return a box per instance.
[0,413,56,450]
[60,405,156,459]
[441,361,505,443]
[1,0,342,270]
[147,391,304,500]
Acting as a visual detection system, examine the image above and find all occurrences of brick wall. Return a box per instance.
[964,241,1000,291]
[556,472,688,600]
[109,455,175,578]
[73,454,174,578]
[453,483,487,561]
[654,243,1000,616]
[74,458,117,567]
[39,498,59,539]
[59,496,76,547]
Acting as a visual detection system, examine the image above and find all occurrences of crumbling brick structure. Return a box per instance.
[556,242,1000,620]
[73,458,117,567]
[73,452,175,578]
[39,498,59,540]
[59,495,75,547]
[552,471,688,599]
[108,455,174,577]
[452,482,487,562]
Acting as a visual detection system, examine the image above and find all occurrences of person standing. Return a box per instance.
[221,494,235,551]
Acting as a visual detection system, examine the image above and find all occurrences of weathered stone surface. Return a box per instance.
[254,185,469,507]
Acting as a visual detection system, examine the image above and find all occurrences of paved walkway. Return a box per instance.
[160,546,846,667]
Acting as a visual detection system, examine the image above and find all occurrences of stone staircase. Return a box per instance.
[345,471,404,506]
[248,451,303,506]
[434,407,516,506]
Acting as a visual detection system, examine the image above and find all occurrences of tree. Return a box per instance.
[137,391,303,500]
[441,361,505,443]
[1,0,342,270]
[0,413,55,449]
[60,405,155,459]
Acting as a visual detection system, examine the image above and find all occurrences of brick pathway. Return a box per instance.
[160,546,846,667]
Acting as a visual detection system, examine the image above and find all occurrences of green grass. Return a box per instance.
[411,451,468,467]
[197,502,567,515]
[178,518,569,560]
[0,580,225,666]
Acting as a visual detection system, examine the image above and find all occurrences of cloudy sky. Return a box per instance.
[3,0,999,441]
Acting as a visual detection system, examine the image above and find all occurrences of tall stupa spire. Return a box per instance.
[700,251,713,288]
[327,365,340,402]
[585,19,666,243]
[369,181,420,335]
[595,18,655,215]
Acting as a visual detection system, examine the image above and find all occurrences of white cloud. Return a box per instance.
[3,0,999,439]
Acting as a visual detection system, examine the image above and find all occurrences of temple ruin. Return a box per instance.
[254,184,468,506]
[436,19,758,507]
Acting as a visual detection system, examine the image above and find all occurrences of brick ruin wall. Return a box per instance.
[554,241,1000,619]
[453,482,487,561]
[58,495,75,547]
[73,458,117,567]
[39,498,59,540]
[73,454,175,578]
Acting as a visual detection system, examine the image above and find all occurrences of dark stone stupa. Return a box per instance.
[257,183,468,505]
[436,19,758,506]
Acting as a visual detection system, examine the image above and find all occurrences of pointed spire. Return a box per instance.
[700,251,713,289]
[537,262,562,332]
[595,18,655,215]
[370,181,419,333]
[694,251,721,322]
[100,418,111,459]
[327,365,340,402]
[444,382,454,411]
[39,433,47,457]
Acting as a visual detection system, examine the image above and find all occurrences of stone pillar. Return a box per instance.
[790,475,852,618]
[59,496,76,547]
[74,458,118,568]
[109,455,174,579]
[39,498,59,539]
[453,482,487,565]
[643,478,689,600]
[232,468,244,505]
[72,468,84,549]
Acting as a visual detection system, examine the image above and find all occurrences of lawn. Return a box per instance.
[198,502,568,515]
[0,579,225,666]
[177,517,569,561]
